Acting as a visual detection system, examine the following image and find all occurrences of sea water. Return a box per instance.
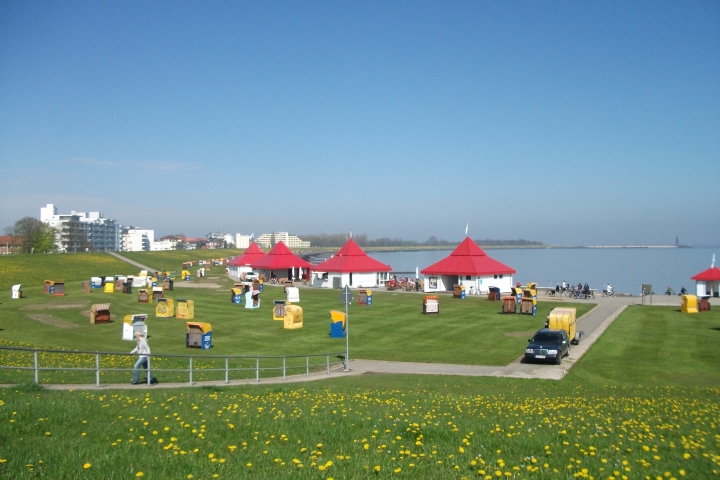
[369,247,717,295]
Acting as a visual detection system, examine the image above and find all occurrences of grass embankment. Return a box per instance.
[0,269,592,384]
[0,253,132,292]
[117,250,248,273]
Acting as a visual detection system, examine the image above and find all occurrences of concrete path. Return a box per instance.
[107,251,157,272]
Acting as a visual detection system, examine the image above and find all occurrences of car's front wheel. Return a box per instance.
[565,346,570,358]
[555,355,562,365]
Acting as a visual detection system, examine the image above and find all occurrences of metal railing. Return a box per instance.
[0,345,347,387]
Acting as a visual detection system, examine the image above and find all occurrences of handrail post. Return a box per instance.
[225,357,229,384]
[255,357,259,382]
[146,356,151,385]
[306,356,309,377]
[95,353,100,387]
[327,355,329,375]
[283,357,286,380]
[189,357,193,385]
[34,350,39,385]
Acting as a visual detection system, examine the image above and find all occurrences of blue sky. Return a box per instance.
[1,1,718,245]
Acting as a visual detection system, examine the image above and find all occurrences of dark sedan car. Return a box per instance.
[524,328,570,364]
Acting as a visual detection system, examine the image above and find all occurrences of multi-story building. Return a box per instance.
[235,234,251,249]
[40,204,120,252]
[256,232,310,249]
[122,228,154,252]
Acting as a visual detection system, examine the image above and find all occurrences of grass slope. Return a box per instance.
[0,253,134,292]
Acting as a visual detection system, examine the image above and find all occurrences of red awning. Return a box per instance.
[250,241,312,270]
[227,242,266,266]
[313,238,392,273]
[421,237,516,276]
[691,266,720,281]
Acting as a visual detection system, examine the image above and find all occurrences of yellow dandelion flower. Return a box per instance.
[83,463,91,469]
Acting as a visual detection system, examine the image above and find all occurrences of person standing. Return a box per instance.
[131,331,150,385]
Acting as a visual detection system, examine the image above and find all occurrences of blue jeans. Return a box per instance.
[132,357,148,384]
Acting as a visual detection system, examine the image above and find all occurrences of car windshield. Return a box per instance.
[532,333,562,344]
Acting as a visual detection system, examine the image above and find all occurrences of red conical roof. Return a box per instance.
[691,266,720,281]
[313,238,392,273]
[228,242,266,266]
[250,241,312,269]
[421,237,516,276]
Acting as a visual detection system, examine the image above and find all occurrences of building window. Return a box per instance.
[494,275,498,279]
[465,275,471,281]
[499,274,503,279]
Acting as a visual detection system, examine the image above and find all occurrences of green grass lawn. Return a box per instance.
[0,271,592,385]
[0,253,718,479]
[0,252,134,292]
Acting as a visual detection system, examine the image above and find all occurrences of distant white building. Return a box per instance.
[151,240,174,251]
[235,234,251,249]
[122,229,154,252]
[256,232,310,249]
[40,203,121,252]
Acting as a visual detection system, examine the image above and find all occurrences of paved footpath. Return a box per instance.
[107,251,157,272]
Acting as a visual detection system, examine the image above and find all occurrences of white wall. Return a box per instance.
[423,274,513,294]
[311,271,382,288]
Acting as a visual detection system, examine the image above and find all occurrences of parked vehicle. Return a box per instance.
[525,328,571,365]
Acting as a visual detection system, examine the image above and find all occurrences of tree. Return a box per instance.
[10,217,57,253]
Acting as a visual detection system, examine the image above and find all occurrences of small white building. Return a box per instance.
[227,242,266,280]
[691,259,720,297]
[311,239,392,289]
[421,237,516,294]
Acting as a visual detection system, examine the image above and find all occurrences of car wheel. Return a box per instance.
[565,346,570,357]
[555,355,562,365]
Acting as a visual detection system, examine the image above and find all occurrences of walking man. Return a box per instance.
[131,330,150,385]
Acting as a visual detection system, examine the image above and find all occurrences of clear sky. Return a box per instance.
[1,1,718,245]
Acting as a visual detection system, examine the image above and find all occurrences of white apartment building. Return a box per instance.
[235,234,251,249]
[40,204,120,252]
[255,232,310,249]
[122,229,154,252]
